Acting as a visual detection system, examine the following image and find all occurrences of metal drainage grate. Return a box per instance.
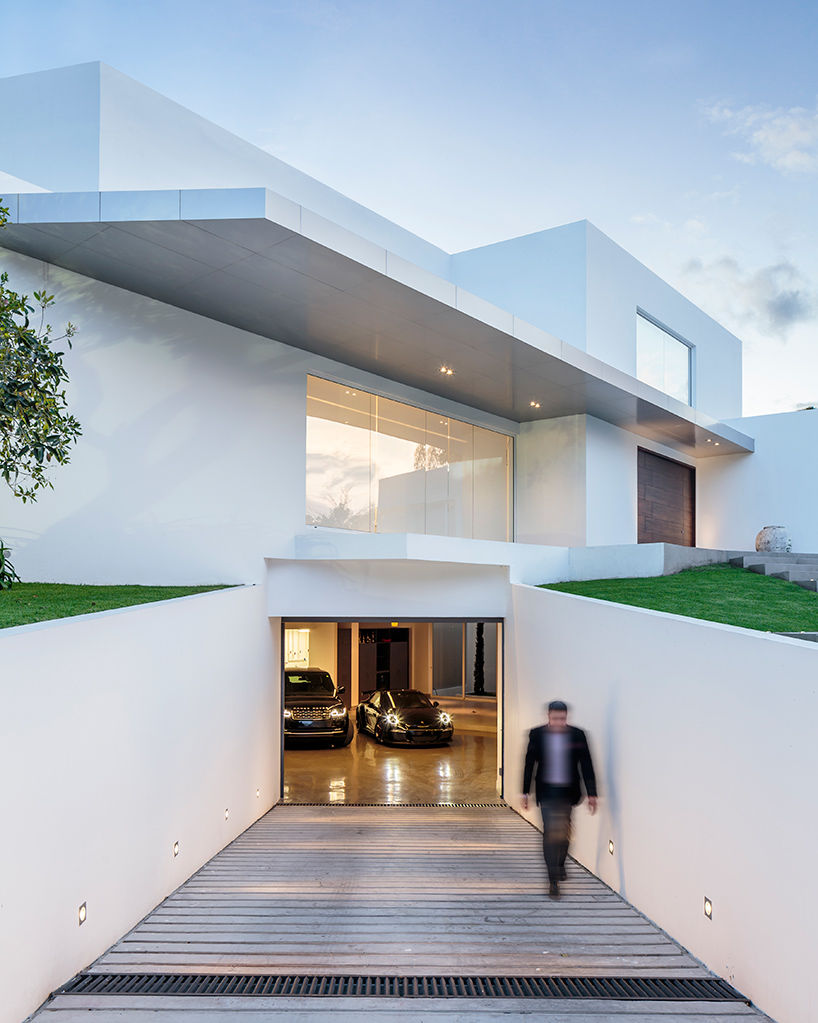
[280,802,508,808]
[60,974,748,1001]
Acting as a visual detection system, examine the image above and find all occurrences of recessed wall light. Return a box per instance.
[391,621,399,627]
[173,841,180,858]
[256,788,260,798]
[608,840,614,855]
[224,808,230,821]
[704,897,713,919]
[78,902,87,926]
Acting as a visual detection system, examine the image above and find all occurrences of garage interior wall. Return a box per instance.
[0,586,279,1023]
[506,583,818,1023]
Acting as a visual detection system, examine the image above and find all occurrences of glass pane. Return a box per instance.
[637,314,690,405]
[465,622,497,697]
[432,622,463,697]
[371,396,426,533]
[446,417,474,537]
[473,426,511,541]
[424,411,451,536]
[306,377,372,530]
[664,334,690,404]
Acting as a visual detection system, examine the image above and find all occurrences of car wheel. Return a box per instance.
[342,720,354,746]
[356,707,365,732]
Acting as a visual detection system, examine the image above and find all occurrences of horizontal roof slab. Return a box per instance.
[0,188,754,457]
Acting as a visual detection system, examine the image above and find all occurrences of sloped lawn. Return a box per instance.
[0,582,230,629]
[541,563,818,633]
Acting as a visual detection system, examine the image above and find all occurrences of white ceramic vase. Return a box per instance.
[755,526,792,553]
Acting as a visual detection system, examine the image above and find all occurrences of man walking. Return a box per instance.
[522,700,598,899]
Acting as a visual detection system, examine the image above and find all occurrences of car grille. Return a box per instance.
[290,706,332,720]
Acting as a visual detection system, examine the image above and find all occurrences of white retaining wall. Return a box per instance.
[506,583,818,1023]
[1,585,279,1023]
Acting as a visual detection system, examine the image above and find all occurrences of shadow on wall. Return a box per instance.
[1,257,311,583]
[598,685,625,899]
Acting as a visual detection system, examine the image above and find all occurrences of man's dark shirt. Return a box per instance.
[523,724,597,806]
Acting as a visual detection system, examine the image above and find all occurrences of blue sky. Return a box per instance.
[2,0,817,415]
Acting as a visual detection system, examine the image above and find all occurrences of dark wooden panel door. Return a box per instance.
[638,449,695,546]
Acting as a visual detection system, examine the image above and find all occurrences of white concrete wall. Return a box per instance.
[515,416,586,547]
[268,558,512,620]
[0,585,279,1023]
[506,584,818,1023]
[698,409,818,553]
[585,416,637,546]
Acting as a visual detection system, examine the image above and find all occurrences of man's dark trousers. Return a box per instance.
[539,784,573,883]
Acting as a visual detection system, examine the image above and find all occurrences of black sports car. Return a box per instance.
[356,689,454,745]
[284,669,353,747]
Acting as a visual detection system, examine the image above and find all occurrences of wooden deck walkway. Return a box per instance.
[37,804,769,1020]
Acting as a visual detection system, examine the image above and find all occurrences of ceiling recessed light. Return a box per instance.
[714,442,720,446]
[440,365,453,376]
[529,401,541,409]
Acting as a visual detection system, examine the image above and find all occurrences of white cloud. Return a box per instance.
[681,256,816,339]
[705,100,818,173]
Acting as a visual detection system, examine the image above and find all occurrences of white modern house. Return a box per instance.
[1,62,817,1023]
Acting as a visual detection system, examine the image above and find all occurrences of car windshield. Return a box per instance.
[285,671,336,698]
[391,691,432,709]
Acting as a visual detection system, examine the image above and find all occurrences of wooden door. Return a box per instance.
[637,449,695,546]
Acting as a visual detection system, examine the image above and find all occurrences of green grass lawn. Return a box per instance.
[541,564,818,633]
[0,582,230,629]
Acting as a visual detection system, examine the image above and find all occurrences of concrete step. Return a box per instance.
[730,553,818,571]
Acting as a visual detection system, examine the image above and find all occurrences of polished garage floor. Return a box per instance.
[283,727,500,804]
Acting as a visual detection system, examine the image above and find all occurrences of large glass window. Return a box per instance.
[636,313,692,405]
[431,621,498,700]
[306,376,513,541]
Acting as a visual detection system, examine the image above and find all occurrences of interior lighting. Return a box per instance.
[78,902,87,926]
[391,621,399,627]
[173,841,180,858]
[439,365,454,376]
[608,840,614,855]
[704,897,713,920]
[529,401,541,409]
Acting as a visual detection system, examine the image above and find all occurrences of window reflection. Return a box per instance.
[306,376,512,541]
[636,313,691,405]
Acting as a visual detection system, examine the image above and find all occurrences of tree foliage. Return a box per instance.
[0,202,82,585]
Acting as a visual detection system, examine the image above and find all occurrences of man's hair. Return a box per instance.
[547,700,568,713]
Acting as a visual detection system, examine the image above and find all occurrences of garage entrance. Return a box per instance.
[281,618,502,805]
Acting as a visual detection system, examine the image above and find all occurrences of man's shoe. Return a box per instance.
[548,881,560,900]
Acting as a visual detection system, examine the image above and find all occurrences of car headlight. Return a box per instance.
[283,709,292,718]
[385,712,402,727]
[438,712,452,725]
[329,707,347,719]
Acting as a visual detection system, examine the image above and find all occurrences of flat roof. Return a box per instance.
[0,187,754,457]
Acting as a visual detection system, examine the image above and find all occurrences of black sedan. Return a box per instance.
[284,669,353,747]
[356,689,454,746]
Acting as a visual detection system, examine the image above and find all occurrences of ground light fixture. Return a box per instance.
[704,897,713,920]
[608,840,614,855]
[78,902,87,926]
[173,841,180,858]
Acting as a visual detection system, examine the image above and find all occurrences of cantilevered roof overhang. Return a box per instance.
[1,188,754,457]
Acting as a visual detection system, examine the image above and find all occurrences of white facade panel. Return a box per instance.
[507,583,818,1023]
[697,409,818,553]
[0,586,278,1023]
